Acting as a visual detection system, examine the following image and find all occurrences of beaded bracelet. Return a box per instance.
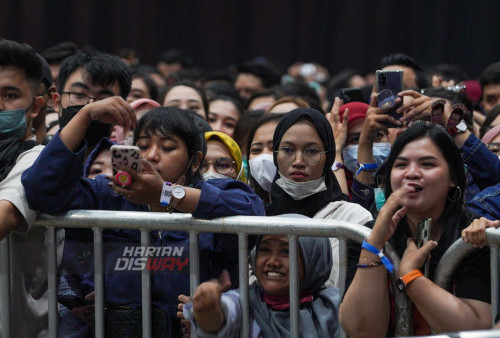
[357,261,383,269]
[361,240,394,273]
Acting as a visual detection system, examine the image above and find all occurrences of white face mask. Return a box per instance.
[249,154,276,192]
[202,171,231,181]
[342,142,392,174]
[275,172,327,200]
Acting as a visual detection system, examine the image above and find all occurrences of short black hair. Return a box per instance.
[479,61,500,89]
[158,49,193,68]
[426,64,468,84]
[131,72,159,102]
[277,82,323,113]
[380,53,428,89]
[480,104,500,138]
[209,95,243,117]
[0,39,42,94]
[161,80,209,118]
[58,49,131,99]
[237,61,281,88]
[41,41,78,64]
[133,107,206,184]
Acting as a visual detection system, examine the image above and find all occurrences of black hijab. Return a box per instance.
[266,108,347,217]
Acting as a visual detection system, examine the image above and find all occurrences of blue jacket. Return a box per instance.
[467,183,500,221]
[22,132,265,318]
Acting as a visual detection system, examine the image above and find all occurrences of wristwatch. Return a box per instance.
[396,269,423,291]
[167,184,186,213]
[160,182,186,213]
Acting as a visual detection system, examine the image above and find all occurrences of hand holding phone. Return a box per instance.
[416,218,432,277]
[375,70,403,127]
[111,145,142,187]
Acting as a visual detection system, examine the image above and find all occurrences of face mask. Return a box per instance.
[342,142,392,174]
[0,108,27,140]
[59,105,113,147]
[202,171,231,181]
[275,172,327,200]
[249,154,276,192]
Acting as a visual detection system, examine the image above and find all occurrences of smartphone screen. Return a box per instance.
[376,70,403,127]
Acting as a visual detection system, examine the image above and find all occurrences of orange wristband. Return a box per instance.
[396,270,423,291]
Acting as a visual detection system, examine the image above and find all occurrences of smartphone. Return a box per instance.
[340,87,365,104]
[110,145,142,186]
[416,218,432,277]
[375,70,403,127]
[58,295,91,310]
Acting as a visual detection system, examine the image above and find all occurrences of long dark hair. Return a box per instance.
[133,107,206,184]
[378,122,466,253]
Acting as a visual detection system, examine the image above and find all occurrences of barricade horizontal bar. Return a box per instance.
[486,228,500,245]
[34,210,371,239]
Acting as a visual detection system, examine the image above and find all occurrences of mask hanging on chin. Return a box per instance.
[59,105,113,147]
[275,172,327,200]
[0,108,28,140]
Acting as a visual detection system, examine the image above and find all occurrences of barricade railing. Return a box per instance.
[1,210,413,337]
[434,228,500,328]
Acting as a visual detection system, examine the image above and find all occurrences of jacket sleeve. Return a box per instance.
[21,131,101,214]
[461,134,500,191]
[466,183,500,221]
[192,179,265,218]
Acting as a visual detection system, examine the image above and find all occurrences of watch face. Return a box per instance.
[172,185,186,199]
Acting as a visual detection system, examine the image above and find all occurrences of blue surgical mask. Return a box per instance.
[0,108,27,140]
[342,142,392,174]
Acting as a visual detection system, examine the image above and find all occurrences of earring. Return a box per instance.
[447,186,462,202]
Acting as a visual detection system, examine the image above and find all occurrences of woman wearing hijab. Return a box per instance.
[266,107,372,287]
[182,235,340,337]
[201,131,246,182]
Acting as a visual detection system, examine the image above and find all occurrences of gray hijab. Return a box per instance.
[249,235,340,337]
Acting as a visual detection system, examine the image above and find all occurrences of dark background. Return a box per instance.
[2,0,500,78]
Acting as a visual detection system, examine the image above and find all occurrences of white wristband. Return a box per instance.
[160,182,173,206]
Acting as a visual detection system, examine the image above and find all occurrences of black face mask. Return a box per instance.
[59,105,113,147]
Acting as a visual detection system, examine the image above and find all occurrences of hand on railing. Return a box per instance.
[461,217,500,248]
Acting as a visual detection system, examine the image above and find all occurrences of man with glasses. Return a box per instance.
[53,49,132,157]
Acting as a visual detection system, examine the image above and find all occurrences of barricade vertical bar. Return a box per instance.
[189,231,199,338]
[288,235,299,338]
[189,231,199,296]
[93,227,104,338]
[491,245,499,327]
[238,233,249,338]
[339,237,348,338]
[46,226,58,337]
[141,229,152,338]
[0,237,10,337]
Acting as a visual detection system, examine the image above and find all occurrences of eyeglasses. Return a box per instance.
[487,143,500,154]
[275,146,327,166]
[200,157,236,175]
[62,92,112,105]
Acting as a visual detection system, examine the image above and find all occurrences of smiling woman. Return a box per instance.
[340,122,492,336]
[183,235,340,337]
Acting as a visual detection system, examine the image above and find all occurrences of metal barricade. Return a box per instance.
[1,210,412,337]
[434,227,500,329]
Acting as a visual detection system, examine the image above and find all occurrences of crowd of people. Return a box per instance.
[1,37,500,337]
